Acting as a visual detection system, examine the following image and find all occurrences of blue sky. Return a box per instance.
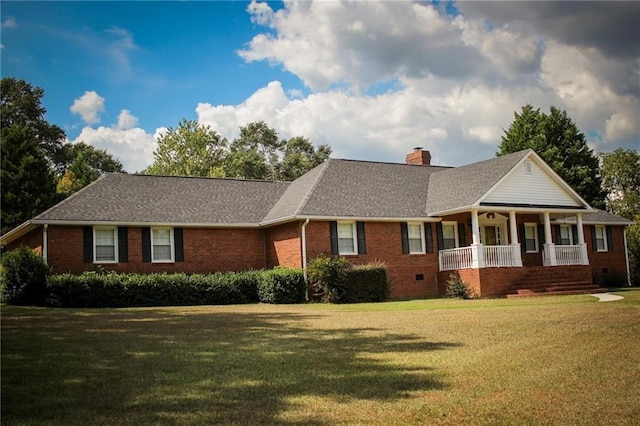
[2,1,638,172]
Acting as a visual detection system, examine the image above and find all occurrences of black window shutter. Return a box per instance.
[458,223,466,247]
[400,223,409,254]
[519,224,526,252]
[118,227,128,262]
[571,225,578,246]
[425,223,433,253]
[538,224,546,245]
[142,227,151,262]
[329,222,339,255]
[591,225,597,251]
[606,226,613,251]
[356,222,366,254]
[554,225,561,244]
[436,222,444,251]
[174,228,184,261]
[83,226,93,263]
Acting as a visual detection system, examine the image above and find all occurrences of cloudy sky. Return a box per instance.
[2,1,638,172]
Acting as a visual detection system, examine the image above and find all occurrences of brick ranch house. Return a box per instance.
[1,149,633,298]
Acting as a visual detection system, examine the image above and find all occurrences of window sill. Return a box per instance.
[152,260,175,264]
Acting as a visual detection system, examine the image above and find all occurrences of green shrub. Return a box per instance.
[307,254,350,303]
[47,270,267,308]
[445,273,475,299]
[342,263,389,303]
[1,246,50,306]
[257,268,306,304]
[307,255,388,303]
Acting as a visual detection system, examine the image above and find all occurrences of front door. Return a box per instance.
[482,225,503,246]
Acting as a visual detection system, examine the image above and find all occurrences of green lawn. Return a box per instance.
[2,290,639,425]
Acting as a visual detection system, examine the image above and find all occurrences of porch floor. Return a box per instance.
[505,266,608,298]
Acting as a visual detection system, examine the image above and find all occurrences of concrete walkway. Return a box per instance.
[591,293,624,302]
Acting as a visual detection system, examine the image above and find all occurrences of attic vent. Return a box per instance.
[524,161,533,175]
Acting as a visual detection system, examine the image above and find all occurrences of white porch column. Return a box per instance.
[470,209,484,268]
[509,210,523,267]
[543,212,557,266]
[471,209,480,244]
[576,213,588,265]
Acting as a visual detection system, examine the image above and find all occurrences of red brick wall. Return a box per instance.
[5,227,43,254]
[45,226,265,274]
[305,221,441,299]
[265,221,302,268]
[585,225,629,285]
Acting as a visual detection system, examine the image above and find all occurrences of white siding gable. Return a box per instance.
[481,158,583,207]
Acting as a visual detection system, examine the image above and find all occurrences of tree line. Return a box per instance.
[1,78,638,283]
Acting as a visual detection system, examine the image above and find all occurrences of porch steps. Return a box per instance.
[506,266,607,298]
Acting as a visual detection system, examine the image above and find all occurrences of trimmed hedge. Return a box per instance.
[46,268,305,308]
[307,255,388,303]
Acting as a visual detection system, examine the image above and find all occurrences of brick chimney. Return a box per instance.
[405,147,431,165]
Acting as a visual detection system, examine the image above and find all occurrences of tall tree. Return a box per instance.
[278,136,332,180]
[55,142,125,198]
[229,121,284,180]
[145,119,227,177]
[601,148,640,286]
[1,125,56,234]
[1,77,66,167]
[497,104,605,209]
[600,148,640,221]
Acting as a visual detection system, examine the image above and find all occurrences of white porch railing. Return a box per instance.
[439,246,473,271]
[483,245,520,268]
[543,244,588,266]
[439,245,522,271]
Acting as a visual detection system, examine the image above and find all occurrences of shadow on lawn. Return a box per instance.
[2,307,461,424]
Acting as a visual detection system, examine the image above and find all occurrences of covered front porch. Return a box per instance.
[438,209,590,272]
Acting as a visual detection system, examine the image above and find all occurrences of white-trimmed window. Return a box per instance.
[337,222,357,255]
[594,225,607,252]
[524,223,538,253]
[407,222,425,254]
[152,227,174,262]
[441,222,458,250]
[558,225,573,245]
[94,227,118,263]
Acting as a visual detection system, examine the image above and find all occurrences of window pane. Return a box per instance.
[408,224,422,238]
[409,239,423,253]
[559,226,571,245]
[153,229,171,245]
[337,223,353,238]
[595,226,606,251]
[94,229,116,262]
[338,238,355,254]
[153,245,172,261]
[524,225,537,252]
[95,245,115,261]
[442,225,455,239]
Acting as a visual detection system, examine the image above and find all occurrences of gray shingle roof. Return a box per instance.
[425,150,531,214]
[34,173,290,225]
[295,159,447,218]
[555,209,634,225]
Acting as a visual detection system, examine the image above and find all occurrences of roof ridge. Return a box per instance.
[292,159,332,216]
[132,173,289,184]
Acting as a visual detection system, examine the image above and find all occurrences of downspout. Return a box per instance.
[624,227,631,287]
[43,224,48,264]
[301,218,310,301]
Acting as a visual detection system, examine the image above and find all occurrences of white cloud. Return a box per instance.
[1,17,17,28]
[70,91,105,125]
[115,109,138,130]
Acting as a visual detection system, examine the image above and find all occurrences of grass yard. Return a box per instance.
[2,290,639,425]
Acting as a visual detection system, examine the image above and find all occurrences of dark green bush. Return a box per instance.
[342,263,389,303]
[257,268,306,304]
[46,268,302,308]
[307,254,350,303]
[445,273,475,299]
[1,246,50,306]
[307,255,388,303]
